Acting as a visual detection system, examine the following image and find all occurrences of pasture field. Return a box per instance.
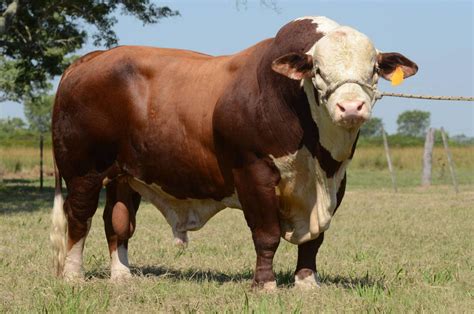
[0,184,473,311]
[1,145,473,186]
[0,145,473,312]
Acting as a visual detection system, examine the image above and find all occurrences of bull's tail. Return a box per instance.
[50,157,67,276]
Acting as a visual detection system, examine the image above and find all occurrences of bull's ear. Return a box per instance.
[377,52,418,81]
[271,52,314,80]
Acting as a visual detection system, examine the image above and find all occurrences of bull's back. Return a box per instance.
[53,46,245,198]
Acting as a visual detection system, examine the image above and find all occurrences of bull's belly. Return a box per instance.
[126,146,347,246]
[127,177,241,235]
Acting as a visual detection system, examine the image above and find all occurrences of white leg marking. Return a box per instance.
[63,237,85,280]
[63,218,91,280]
[110,245,132,281]
[294,272,321,289]
[262,281,277,291]
[110,244,132,280]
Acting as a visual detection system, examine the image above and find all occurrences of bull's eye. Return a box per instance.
[314,72,328,91]
[371,64,380,83]
[374,64,380,75]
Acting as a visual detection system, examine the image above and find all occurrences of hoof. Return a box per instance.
[252,280,277,292]
[263,281,277,291]
[63,270,85,282]
[111,268,132,281]
[294,270,321,289]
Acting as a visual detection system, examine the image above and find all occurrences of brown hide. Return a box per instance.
[54,46,247,200]
[53,19,336,201]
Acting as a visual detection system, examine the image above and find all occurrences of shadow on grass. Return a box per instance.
[0,179,55,214]
[0,179,107,214]
[84,265,254,283]
[135,265,254,283]
[277,270,386,290]
[320,272,386,290]
[85,265,385,290]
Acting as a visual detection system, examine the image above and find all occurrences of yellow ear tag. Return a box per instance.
[391,66,404,86]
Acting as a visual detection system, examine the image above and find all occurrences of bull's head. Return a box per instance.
[272,19,418,131]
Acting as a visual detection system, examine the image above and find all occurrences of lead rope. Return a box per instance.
[312,67,474,103]
[375,91,474,102]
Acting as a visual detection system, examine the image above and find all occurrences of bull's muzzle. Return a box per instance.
[336,100,368,128]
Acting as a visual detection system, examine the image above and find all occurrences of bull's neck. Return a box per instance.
[256,62,358,177]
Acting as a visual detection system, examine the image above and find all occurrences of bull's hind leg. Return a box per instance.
[103,178,141,280]
[63,174,102,280]
[294,233,325,289]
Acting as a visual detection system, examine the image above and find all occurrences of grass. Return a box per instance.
[348,146,474,187]
[0,175,473,312]
[1,145,473,185]
[0,146,54,179]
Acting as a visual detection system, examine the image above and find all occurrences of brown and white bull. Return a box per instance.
[51,16,417,289]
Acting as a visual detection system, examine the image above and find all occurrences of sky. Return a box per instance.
[0,0,473,136]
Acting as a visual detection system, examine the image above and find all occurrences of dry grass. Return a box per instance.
[0,146,474,178]
[1,145,472,185]
[0,179,473,312]
[351,146,474,171]
[0,146,54,179]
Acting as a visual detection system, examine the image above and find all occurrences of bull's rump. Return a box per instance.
[53,46,240,199]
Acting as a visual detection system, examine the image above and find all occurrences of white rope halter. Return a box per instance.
[311,65,379,105]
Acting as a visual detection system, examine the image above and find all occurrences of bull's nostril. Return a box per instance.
[357,102,365,111]
[337,103,345,112]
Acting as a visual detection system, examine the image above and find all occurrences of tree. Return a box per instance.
[360,117,383,138]
[396,110,430,138]
[24,93,54,133]
[0,116,25,133]
[0,0,179,101]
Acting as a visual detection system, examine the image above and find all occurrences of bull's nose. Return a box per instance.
[336,100,367,127]
[336,100,365,116]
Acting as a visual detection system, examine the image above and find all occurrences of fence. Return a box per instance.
[382,127,460,193]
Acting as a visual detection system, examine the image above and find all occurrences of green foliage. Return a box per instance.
[450,134,474,145]
[24,93,54,133]
[360,117,383,138]
[396,110,430,138]
[0,55,20,101]
[0,0,179,101]
[0,116,52,147]
[0,116,24,132]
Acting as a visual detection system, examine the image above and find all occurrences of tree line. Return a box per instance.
[359,110,473,146]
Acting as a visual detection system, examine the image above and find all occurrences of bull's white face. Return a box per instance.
[311,26,378,130]
[271,16,418,159]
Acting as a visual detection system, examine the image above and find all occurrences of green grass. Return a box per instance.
[0,177,473,312]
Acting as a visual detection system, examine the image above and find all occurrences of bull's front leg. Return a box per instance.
[233,156,281,290]
[295,233,324,289]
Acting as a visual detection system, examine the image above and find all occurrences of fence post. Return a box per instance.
[440,127,459,193]
[421,128,435,187]
[40,134,43,191]
[381,126,397,193]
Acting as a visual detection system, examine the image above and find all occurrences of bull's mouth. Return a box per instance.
[335,116,367,129]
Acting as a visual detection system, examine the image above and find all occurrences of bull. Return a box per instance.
[51,16,417,289]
